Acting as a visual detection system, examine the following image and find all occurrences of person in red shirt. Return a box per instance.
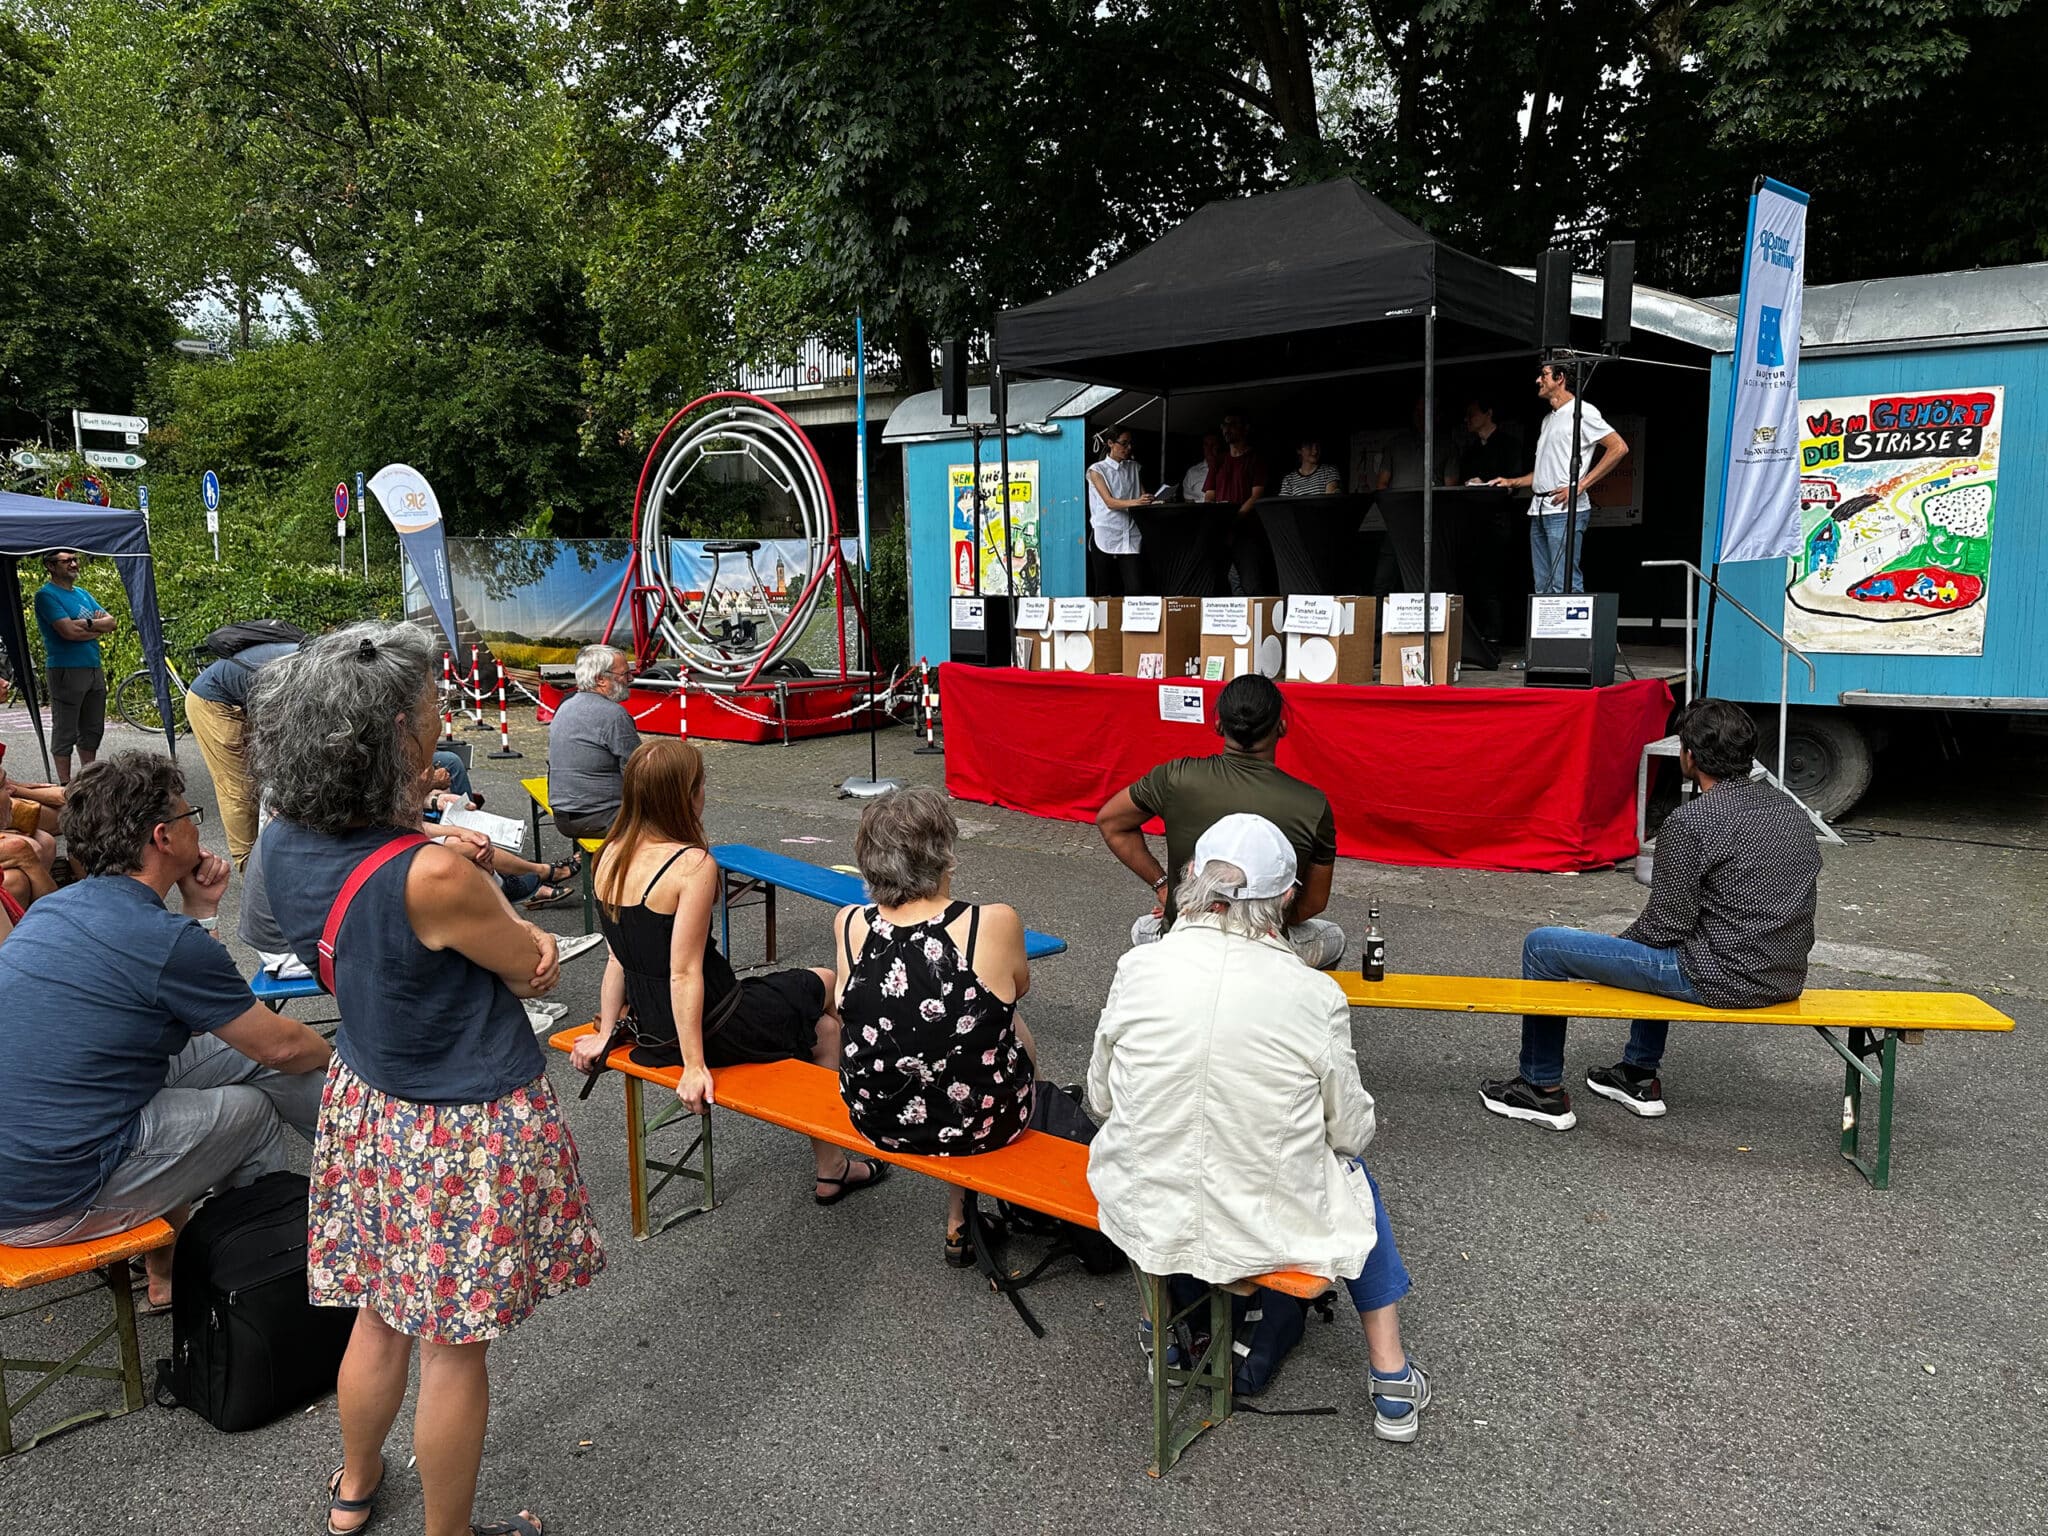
[1206,412,1271,592]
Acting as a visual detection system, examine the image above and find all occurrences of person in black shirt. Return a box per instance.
[1481,701,1822,1130]
[1451,395,1523,645]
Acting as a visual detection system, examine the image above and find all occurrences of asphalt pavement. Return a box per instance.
[1,708,2043,1536]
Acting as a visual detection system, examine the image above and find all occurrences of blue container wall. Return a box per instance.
[902,426,1090,665]
[1699,341,2048,705]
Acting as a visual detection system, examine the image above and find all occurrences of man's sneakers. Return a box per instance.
[1478,1075,1577,1131]
[1584,1061,1668,1117]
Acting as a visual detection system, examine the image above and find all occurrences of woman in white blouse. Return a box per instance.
[1086,429,1153,594]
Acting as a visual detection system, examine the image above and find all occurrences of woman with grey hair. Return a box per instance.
[833,785,1041,1266]
[249,621,602,1536]
[1086,813,1431,1441]
[546,643,639,840]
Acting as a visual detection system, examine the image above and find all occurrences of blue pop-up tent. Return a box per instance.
[0,491,176,775]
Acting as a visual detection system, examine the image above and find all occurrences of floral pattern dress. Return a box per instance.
[838,902,1033,1156]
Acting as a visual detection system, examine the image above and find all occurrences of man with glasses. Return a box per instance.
[33,550,117,783]
[0,750,330,1308]
[1086,428,1153,595]
[546,643,642,839]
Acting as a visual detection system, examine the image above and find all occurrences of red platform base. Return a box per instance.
[537,679,880,744]
[937,665,1675,873]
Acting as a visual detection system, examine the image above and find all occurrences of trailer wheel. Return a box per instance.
[1755,710,1873,820]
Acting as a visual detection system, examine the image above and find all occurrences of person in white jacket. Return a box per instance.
[1086,813,1430,1441]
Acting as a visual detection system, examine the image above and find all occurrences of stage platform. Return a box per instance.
[938,664,1675,873]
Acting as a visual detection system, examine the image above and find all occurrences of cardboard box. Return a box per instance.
[1049,595,1122,674]
[1279,595,1376,685]
[1197,597,1285,682]
[1378,592,1464,685]
[1120,596,1204,680]
[1014,596,1051,670]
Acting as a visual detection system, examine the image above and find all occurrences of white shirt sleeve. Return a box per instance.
[1578,401,1615,449]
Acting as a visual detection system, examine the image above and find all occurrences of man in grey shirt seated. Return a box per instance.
[547,644,641,839]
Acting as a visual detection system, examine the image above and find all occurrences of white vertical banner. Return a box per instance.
[1715,177,1810,564]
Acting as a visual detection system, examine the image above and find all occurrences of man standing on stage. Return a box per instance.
[1479,700,1820,1131]
[1489,362,1628,594]
[1096,673,1345,969]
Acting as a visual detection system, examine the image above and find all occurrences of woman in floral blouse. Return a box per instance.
[833,786,1036,1266]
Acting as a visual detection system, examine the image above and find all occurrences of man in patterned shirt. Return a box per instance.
[1481,700,1821,1131]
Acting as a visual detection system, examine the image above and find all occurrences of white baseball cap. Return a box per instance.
[1190,813,1298,900]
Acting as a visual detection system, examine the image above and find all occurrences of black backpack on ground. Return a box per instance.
[154,1171,357,1431]
[198,618,308,660]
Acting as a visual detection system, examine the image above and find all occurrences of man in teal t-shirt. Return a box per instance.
[32,550,117,783]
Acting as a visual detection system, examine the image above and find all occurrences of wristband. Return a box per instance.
[195,915,219,932]
[1150,875,1168,892]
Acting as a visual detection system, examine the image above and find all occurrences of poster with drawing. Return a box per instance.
[1783,386,2001,655]
[949,458,1040,597]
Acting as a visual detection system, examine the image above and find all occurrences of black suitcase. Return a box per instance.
[155,1171,358,1431]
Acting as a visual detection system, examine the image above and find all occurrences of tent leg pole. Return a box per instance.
[1421,305,1437,683]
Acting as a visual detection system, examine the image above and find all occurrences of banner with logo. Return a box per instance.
[369,463,460,655]
[948,458,1040,596]
[1714,178,1809,564]
[1784,386,2002,655]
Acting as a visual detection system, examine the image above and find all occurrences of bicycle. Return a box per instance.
[115,649,198,735]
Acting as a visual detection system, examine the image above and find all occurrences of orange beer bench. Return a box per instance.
[549,1023,1325,1474]
[1,1219,175,1456]
[1335,973,2013,1188]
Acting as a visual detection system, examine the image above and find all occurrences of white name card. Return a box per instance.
[1016,596,1050,629]
[1281,594,1339,636]
[1052,597,1096,630]
[1158,685,1207,724]
[1121,596,1163,632]
[1201,597,1250,636]
[1381,592,1449,633]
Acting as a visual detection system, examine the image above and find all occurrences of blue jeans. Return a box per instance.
[1344,1163,1413,1315]
[500,871,540,904]
[434,748,473,797]
[1518,926,1701,1087]
[1530,509,1590,594]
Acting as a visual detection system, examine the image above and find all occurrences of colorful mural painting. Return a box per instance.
[948,458,1041,597]
[1784,386,2001,655]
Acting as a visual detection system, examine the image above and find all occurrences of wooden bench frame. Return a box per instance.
[1335,973,2014,1189]
[0,1220,175,1457]
[547,1023,1325,1474]
[521,777,604,935]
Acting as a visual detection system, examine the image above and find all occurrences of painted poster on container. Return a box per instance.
[948,458,1040,597]
[1783,386,2001,655]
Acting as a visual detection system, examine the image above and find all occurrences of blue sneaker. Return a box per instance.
[1370,1358,1432,1443]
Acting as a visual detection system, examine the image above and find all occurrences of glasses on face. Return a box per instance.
[1112,439,1134,451]
[162,806,205,830]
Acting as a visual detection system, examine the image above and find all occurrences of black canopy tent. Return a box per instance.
[0,492,177,775]
[996,178,1538,678]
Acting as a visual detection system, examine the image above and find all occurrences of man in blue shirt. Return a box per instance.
[0,750,331,1308]
[186,639,299,868]
[32,550,118,783]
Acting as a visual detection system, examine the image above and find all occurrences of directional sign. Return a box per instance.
[335,481,351,520]
[9,449,46,471]
[202,470,221,512]
[77,411,149,435]
[83,449,146,471]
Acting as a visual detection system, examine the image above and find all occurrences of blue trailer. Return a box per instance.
[1699,262,2048,817]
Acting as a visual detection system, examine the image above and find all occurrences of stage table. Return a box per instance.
[940,665,1673,872]
[1130,504,1232,594]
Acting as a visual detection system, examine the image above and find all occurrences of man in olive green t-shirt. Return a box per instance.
[1096,673,1345,968]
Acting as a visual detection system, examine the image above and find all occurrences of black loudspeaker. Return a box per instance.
[948,594,1013,667]
[1535,249,1573,353]
[940,339,969,419]
[1525,592,1619,689]
[1602,242,1636,350]
[988,366,1007,424]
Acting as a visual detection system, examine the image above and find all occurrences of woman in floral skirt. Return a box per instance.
[250,622,602,1536]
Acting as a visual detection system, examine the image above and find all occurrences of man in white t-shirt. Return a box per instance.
[1489,362,1628,594]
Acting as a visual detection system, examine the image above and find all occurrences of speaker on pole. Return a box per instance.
[939,338,969,419]
[1535,249,1573,354]
[987,365,1006,424]
[1602,241,1636,350]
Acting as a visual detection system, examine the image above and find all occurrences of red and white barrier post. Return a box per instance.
[913,657,943,755]
[486,672,522,760]
[440,652,456,741]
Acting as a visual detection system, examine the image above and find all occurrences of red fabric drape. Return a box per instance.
[939,666,1674,872]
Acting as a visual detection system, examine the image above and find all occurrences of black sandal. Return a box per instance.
[544,850,582,885]
[472,1517,542,1536]
[944,1225,974,1268]
[524,884,574,910]
[327,1463,384,1536]
[813,1155,890,1206]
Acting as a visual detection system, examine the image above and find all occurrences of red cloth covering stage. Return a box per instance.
[939,666,1674,873]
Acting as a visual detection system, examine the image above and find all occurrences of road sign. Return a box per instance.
[77,411,149,435]
[202,470,221,512]
[80,474,110,507]
[138,483,150,516]
[83,449,146,471]
[335,481,350,519]
[9,449,46,471]
[206,508,220,533]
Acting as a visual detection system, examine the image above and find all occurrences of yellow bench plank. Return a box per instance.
[520,777,603,853]
[1334,973,2012,1032]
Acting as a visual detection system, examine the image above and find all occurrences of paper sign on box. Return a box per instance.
[1122,596,1202,679]
[1281,595,1375,684]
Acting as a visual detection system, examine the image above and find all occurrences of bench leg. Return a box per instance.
[1137,1270,1236,1477]
[765,888,777,964]
[621,1073,716,1241]
[0,1256,148,1458]
[1822,1025,1898,1190]
[624,1074,650,1240]
[529,799,543,862]
[580,858,596,938]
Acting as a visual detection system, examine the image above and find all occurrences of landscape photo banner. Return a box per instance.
[1716,177,1809,564]
[1784,385,2002,655]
